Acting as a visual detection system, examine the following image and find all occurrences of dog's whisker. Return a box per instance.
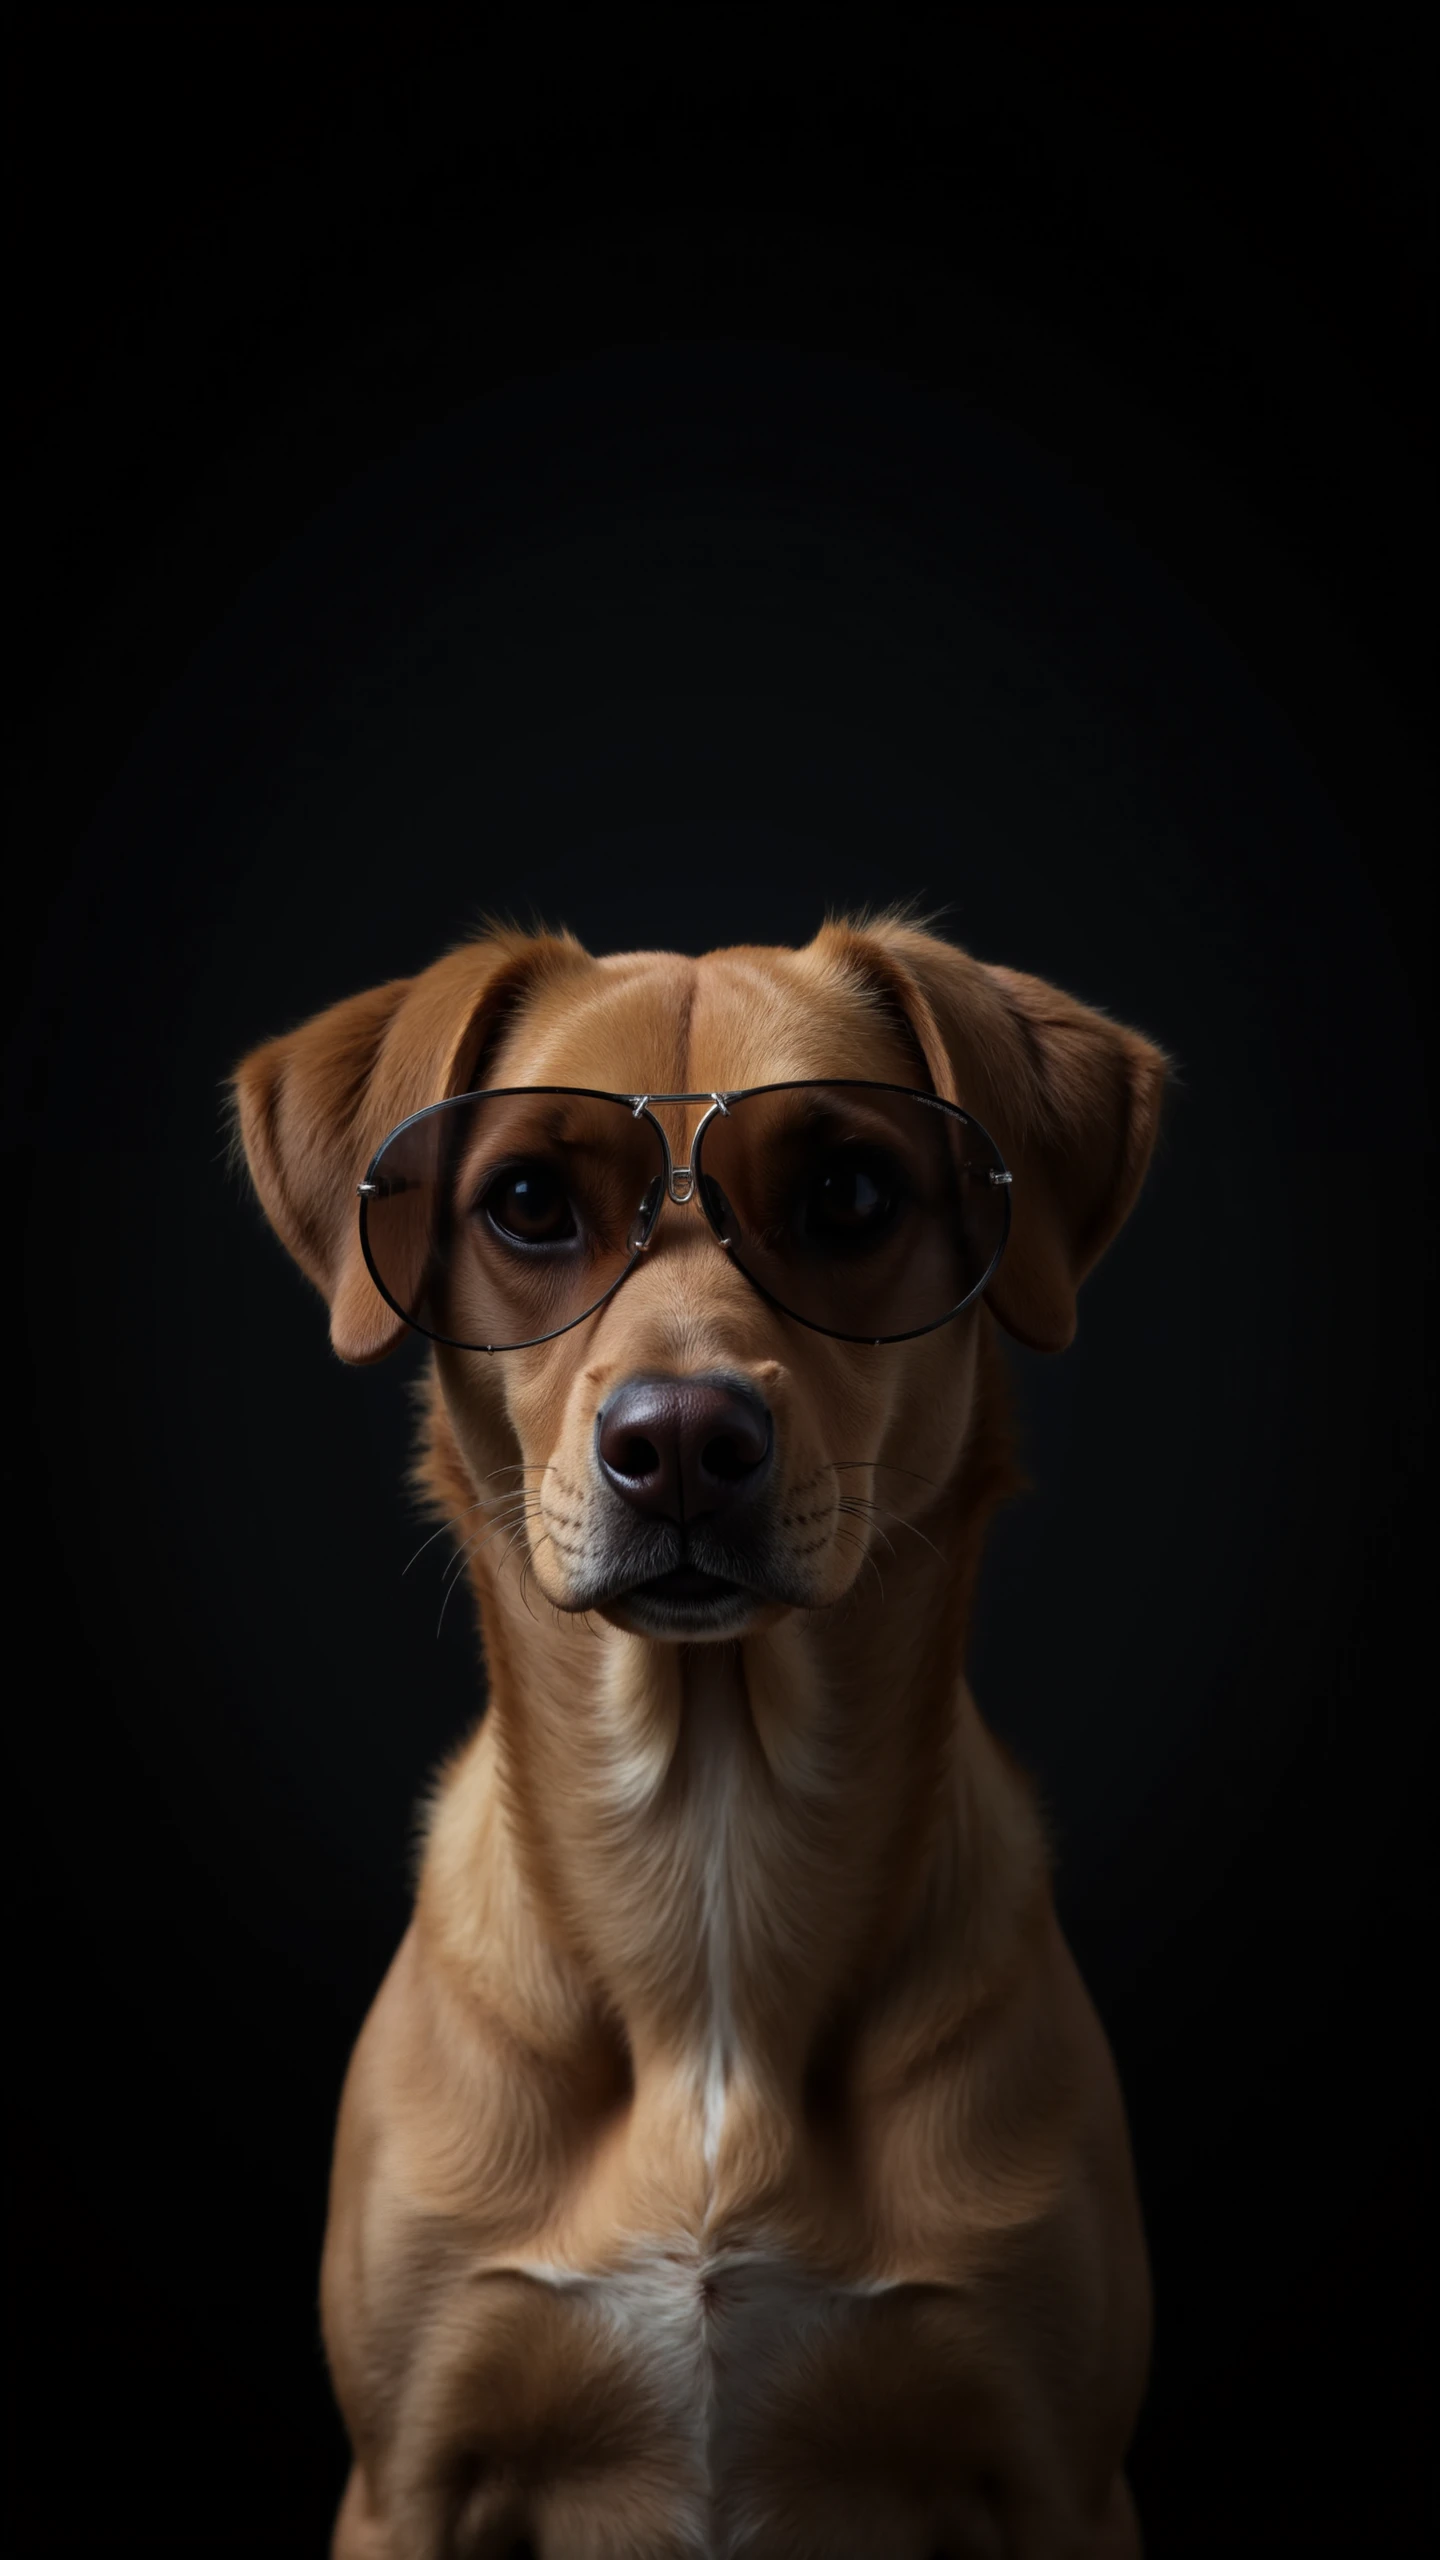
[432,1505,547,1629]
[404,1469,558,1576]
[438,1501,538,1582]
[404,1489,539,1574]
[502,1517,577,1635]
[837,1505,898,1565]
[435,1508,541,1630]
[827,1522,887,1606]
[834,1491,947,1569]
[403,1502,490,1575]
[500,1510,553,1573]
[436,1553,474,1640]
[841,1496,946,1565]
[826,1459,944,1490]
[435,1527,501,1631]
[516,1548,541,1625]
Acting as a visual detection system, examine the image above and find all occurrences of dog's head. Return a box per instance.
[232,919,1167,1641]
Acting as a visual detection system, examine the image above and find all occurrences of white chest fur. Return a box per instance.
[588,1642,758,2197]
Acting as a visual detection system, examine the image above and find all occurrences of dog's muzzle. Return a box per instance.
[572,1371,799,1634]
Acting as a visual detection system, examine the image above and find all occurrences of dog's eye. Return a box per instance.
[481,1164,578,1247]
[798,1151,902,1245]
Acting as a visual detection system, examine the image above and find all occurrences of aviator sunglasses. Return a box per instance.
[358,1082,1013,1354]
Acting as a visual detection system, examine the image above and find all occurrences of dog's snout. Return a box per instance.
[595,1373,773,1524]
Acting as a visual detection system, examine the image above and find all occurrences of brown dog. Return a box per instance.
[233,914,1167,2559]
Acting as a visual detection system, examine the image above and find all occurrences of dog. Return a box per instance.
[233,912,1167,2559]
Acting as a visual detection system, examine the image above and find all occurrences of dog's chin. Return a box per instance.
[598,1566,767,1643]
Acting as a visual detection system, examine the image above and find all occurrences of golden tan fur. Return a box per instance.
[233,917,1167,2559]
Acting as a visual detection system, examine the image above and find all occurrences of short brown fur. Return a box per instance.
[233,917,1167,2559]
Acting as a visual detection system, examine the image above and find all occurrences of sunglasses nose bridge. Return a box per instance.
[629,1110,730,1253]
[636,1098,726,1216]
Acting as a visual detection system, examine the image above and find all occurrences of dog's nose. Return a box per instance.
[595,1373,773,1523]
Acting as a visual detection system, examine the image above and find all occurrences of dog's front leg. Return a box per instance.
[334,2462,539,2560]
[332,2463,391,2560]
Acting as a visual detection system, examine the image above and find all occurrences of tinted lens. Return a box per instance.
[360,1090,666,1350]
[695,1084,1009,1341]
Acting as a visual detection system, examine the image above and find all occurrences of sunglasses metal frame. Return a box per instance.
[356,1082,1013,1353]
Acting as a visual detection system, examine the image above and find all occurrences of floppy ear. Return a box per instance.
[230,929,587,1363]
[820,918,1171,1353]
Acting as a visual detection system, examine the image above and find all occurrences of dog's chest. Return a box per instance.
[422,1662,1019,2550]
[459,2236,987,2559]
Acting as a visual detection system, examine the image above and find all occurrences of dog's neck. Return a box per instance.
[416,1323,1044,2161]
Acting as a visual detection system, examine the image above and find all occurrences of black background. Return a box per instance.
[7,14,1433,2555]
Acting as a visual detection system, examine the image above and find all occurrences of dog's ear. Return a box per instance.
[820,918,1171,1352]
[230,929,587,1363]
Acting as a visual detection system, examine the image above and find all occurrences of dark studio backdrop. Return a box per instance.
[7,13,1432,2555]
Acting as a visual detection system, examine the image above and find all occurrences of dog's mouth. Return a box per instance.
[609,1560,755,1637]
[568,1519,816,1639]
[636,1564,742,1602]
